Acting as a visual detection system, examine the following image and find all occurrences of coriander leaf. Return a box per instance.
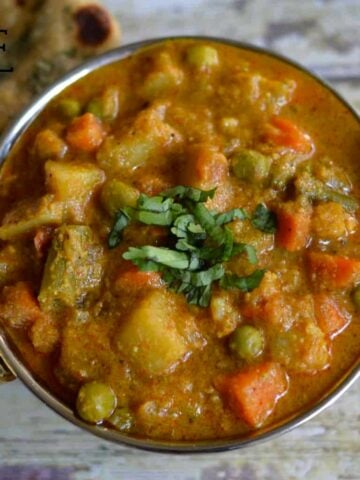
[123,246,189,269]
[108,210,130,248]
[197,284,212,307]
[192,203,225,245]
[171,214,198,238]
[137,194,174,212]
[244,244,258,264]
[175,238,198,252]
[251,204,277,233]
[129,259,162,272]
[188,252,202,270]
[220,269,265,292]
[215,208,248,225]
[137,210,173,226]
[179,264,224,287]
[222,227,234,261]
[230,243,257,264]
[170,202,188,218]
[161,185,216,202]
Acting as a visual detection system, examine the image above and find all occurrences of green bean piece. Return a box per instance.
[58,98,81,118]
[325,190,359,212]
[108,407,134,432]
[229,325,264,361]
[232,150,272,184]
[295,172,358,212]
[186,45,219,70]
[76,382,117,424]
[352,286,360,311]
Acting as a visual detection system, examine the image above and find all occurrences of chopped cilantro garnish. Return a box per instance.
[108,186,266,306]
[251,203,277,233]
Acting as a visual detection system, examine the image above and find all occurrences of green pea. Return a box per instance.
[352,286,360,311]
[232,149,271,184]
[186,45,219,70]
[58,99,81,118]
[229,325,264,361]
[86,98,103,118]
[76,381,117,424]
[108,407,134,432]
[86,87,119,122]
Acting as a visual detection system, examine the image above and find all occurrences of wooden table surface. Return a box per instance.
[0,1,359,478]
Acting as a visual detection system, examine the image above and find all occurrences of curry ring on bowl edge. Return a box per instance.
[0,37,359,451]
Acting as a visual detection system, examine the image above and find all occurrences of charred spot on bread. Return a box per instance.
[74,5,112,47]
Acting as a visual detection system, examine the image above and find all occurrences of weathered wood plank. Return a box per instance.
[0,1,359,479]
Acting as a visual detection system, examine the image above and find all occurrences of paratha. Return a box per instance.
[0,0,121,133]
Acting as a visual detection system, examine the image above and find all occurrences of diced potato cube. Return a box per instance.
[0,195,64,241]
[263,294,330,373]
[186,45,219,70]
[312,202,348,240]
[29,314,59,354]
[34,129,67,160]
[141,52,184,100]
[116,290,201,376]
[269,318,330,373]
[101,179,139,216]
[210,290,240,338]
[96,104,182,173]
[45,161,105,222]
[233,73,296,115]
[58,320,113,385]
[38,225,103,311]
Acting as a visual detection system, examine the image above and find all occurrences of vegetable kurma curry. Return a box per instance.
[0,39,359,441]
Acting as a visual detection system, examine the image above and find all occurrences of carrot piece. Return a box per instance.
[66,113,105,152]
[216,362,288,427]
[276,203,311,252]
[307,252,360,289]
[182,144,229,190]
[0,282,42,328]
[265,117,313,153]
[241,302,266,319]
[314,293,350,338]
[115,265,163,292]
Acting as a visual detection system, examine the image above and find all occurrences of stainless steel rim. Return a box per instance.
[0,36,359,453]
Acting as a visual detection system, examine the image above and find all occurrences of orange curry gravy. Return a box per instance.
[0,39,359,441]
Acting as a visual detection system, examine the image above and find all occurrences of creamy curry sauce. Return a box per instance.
[0,40,359,441]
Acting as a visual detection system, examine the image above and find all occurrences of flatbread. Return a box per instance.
[0,0,121,134]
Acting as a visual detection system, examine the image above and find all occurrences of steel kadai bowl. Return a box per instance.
[0,37,359,453]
